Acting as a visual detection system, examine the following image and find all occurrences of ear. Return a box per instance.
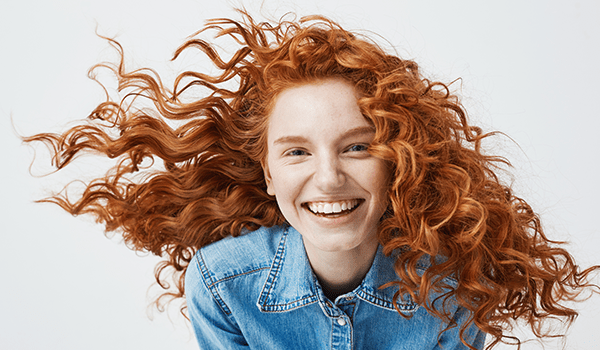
[262,160,276,196]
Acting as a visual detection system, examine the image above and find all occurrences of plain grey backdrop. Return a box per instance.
[1,0,599,349]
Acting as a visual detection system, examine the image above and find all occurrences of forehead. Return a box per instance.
[266,79,372,140]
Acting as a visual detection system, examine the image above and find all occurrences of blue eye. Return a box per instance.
[287,149,307,156]
[347,144,368,152]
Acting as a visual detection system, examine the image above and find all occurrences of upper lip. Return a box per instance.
[302,194,364,203]
[302,197,363,205]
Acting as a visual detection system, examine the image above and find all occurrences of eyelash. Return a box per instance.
[286,149,308,156]
[284,144,369,157]
[346,144,369,152]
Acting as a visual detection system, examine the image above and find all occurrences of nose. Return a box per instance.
[313,153,346,191]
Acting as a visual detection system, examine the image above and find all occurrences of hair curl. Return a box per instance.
[23,9,598,349]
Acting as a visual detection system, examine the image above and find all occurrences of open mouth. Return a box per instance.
[303,199,364,217]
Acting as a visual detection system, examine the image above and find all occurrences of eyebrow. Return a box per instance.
[272,126,375,145]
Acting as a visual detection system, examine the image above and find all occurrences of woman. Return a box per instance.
[185,76,485,349]
[24,10,598,349]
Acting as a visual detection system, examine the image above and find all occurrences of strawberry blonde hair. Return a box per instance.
[24,10,598,349]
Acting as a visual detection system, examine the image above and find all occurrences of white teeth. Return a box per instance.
[307,200,359,215]
[332,202,341,213]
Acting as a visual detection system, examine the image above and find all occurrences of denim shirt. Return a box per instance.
[185,225,486,349]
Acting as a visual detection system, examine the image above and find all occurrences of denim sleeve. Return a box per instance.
[185,254,250,349]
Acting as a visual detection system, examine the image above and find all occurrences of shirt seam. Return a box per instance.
[256,226,291,310]
[197,251,233,316]
[205,265,271,288]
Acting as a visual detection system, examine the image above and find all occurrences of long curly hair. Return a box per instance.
[24,10,598,349]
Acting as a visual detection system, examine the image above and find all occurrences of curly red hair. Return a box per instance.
[24,10,598,349]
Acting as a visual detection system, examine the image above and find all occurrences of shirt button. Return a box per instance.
[337,318,346,326]
[345,296,353,301]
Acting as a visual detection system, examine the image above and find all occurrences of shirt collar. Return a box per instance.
[256,225,410,313]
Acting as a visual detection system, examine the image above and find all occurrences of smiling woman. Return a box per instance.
[263,79,391,301]
[22,9,598,350]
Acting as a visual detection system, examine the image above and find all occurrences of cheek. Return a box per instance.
[268,167,299,204]
[361,160,390,189]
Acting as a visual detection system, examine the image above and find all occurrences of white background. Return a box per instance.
[1,0,599,349]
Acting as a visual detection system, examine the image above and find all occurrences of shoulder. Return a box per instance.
[400,249,460,289]
[189,225,285,286]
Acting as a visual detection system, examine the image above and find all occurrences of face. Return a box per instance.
[263,78,390,255]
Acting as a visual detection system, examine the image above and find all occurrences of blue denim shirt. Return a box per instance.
[185,225,486,349]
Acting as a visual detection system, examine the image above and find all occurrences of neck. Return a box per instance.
[302,238,379,301]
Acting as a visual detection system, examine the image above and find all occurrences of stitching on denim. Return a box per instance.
[259,295,319,313]
[198,251,233,316]
[209,266,271,286]
[330,317,334,348]
[349,314,354,350]
[257,226,289,309]
[356,288,420,313]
